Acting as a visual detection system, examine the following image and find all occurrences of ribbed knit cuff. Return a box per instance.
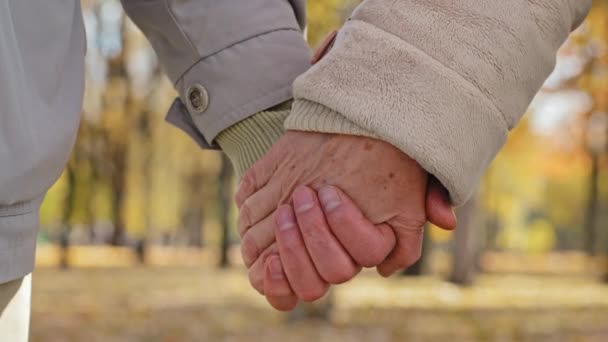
[217,99,378,177]
[216,102,291,177]
[285,99,379,139]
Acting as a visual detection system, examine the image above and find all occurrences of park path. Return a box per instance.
[30,267,608,341]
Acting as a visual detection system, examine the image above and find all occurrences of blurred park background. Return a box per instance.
[31,0,608,341]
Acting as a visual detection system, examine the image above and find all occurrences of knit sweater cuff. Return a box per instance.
[285,99,379,139]
[216,103,291,177]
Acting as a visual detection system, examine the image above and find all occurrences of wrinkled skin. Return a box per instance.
[236,131,455,310]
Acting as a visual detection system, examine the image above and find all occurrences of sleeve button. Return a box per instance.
[186,84,209,114]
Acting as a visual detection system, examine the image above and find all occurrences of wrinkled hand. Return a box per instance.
[259,184,405,310]
[236,131,455,310]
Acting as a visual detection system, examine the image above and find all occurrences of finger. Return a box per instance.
[376,218,425,277]
[235,150,281,208]
[237,183,283,238]
[318,186,397,267]
[426,176,457,230]
[275,204,329,302]
[264,255,299,311]
[292,186,360,284]
[248,243,279,295]
[241,212,276,267]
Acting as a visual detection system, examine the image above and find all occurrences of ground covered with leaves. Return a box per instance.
[31,267,608,341]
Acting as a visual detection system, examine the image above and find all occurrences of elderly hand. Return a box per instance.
[236,131,455,310]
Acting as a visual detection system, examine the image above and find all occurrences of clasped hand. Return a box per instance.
[235,131,455,311]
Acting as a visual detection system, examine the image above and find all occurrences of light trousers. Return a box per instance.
[0,274,30,342]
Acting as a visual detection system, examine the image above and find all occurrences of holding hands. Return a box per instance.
[236,131,456,311]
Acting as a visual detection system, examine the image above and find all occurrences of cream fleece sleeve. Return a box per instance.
[285,0,591,205]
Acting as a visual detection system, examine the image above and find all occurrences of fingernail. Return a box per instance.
[277,206,296,230]
[293,187,314,213]
[268,256,284,280]
[319,186,341,212]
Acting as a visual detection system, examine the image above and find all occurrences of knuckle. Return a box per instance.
[272,300,297,312]
[326,207,355,227]
[242,168,258,192]
[407,249,423,267]
[281,239,304,257]
[248,269,264,295]
[264,243,278,256]
[392,216,426,232]
[398,251,422,270]
[357,248,389,268]
[240,234,259,267]
[265,282,293,298]
[234,188,244,208]
[235,169,257,207]
[377,265,393,278]
[238,204,253,236]
[299,220,327,243]
[331,204,359,220]
[298,285,328,302]
[278,228,305,251]
[323,268,355,285]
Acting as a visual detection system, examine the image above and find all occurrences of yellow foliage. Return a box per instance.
[307,0,359,47]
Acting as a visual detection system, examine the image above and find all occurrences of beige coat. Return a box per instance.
[287,0,591,205]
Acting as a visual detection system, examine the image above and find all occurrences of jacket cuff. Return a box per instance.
[216,103,291,177]
[165,29,311,148]
[285,100,378,139]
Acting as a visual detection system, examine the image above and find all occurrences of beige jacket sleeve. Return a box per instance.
[285,0,591,205]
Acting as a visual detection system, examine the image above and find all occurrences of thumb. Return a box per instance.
[376,215,425,277]
[318,186,396,268]
[425,176,456,230]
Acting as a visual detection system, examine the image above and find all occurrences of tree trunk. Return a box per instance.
[181,171,205,247]
[605,129,608,284]
[60,161,77,269]
[85,161,98,244]
[603,240,608,283]
[449,195,479,286]
[603,253,608,283]
[110,150,128,246]
[584,151,600,256]
[218,154,233,268]
[105,14,131,247]
[137,110,154,261]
